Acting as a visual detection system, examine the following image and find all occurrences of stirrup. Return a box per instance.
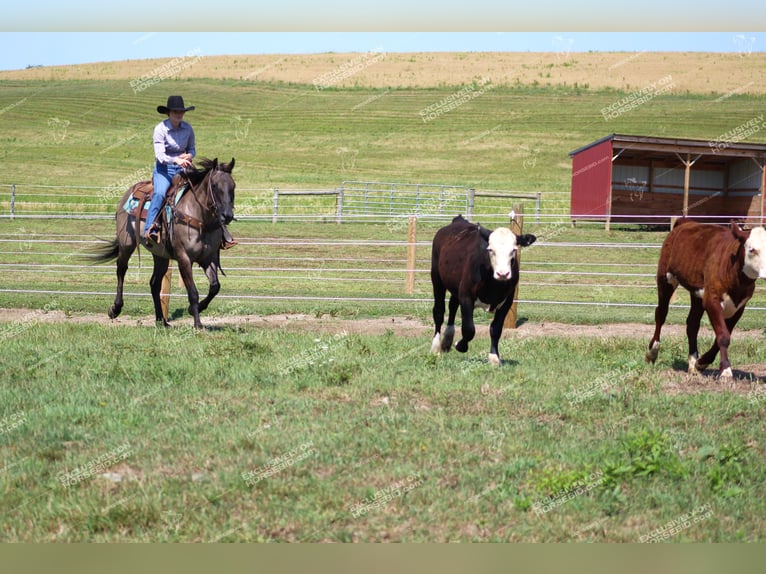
[221,238,239,250]
[145,225,160,244]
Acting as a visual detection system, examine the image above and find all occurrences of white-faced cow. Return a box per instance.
[430,215,536,365]
[646,218,766,380]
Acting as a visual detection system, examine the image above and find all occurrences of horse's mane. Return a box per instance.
[183,157,217,186]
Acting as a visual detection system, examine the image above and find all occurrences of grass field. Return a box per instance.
[2,320,766,542]
[2,52,766,542]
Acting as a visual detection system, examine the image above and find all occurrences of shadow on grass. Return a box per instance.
[670,357,766,385]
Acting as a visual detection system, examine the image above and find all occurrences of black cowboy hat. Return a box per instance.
[157,95,196,114]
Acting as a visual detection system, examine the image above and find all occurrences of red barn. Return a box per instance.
[569,133,766,227]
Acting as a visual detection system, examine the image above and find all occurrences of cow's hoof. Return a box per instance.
[430,333,442,355]
[488,353,501,366]
[719,367,733,381]
[645,341,659,364]
[687,353,700,374]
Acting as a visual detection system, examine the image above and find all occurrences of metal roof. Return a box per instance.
[569,133,766,162]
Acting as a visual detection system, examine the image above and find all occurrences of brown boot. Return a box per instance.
[144,224,160,244]
[221,226,238,249]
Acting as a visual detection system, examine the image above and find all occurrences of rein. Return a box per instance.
[174,169,221,232]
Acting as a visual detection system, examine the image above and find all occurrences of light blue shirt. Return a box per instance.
[153,119,196,165]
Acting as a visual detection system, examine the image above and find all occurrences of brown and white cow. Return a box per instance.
[430,215,536,364]
[646,218,766,379]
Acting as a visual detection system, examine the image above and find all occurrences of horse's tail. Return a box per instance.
[86,238,121,264]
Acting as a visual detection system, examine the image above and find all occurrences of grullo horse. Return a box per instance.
[91,157,236,329]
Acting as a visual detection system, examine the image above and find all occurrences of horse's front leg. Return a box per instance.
[198,260,221,314]
[149,256,171,327]
[175,253,203,329]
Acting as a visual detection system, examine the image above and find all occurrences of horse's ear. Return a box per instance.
[211,158,218,170]
[219,158,235,173]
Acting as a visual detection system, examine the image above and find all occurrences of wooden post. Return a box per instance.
[405,216,417,295]
[160,267,172,321]
[682,153,691,216]
[760,159,766,226]
[505,205,523,329]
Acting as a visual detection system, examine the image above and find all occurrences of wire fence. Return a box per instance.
[4,182,766,324]
[4,228,766,324]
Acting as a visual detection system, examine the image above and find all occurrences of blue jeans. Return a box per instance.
[144,162,181,232]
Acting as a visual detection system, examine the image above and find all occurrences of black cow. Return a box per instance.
[430,215,536,364]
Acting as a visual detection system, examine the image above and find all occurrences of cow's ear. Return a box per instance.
[731,220,748,241]
[517,234,537,247]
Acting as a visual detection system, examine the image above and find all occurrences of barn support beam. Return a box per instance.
[675,153,701,217]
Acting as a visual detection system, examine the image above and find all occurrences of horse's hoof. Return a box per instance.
[488,353,501,366]
[455,340,468,353]
[108,306,120,319]
[441,325,455,352]
[430,333,442,355]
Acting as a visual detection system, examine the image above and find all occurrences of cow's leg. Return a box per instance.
[487,296,514,365]
[698,305,746,381]
[646,273,677,363]
[148,256,171,327]
[175,253,203,329]
[197,260,221,314]
[441,295,459,352]
[685,295,705,373]
[430,272,447,354]
[454,295,475,353]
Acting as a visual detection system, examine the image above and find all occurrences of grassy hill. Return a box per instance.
[1,52,766,213]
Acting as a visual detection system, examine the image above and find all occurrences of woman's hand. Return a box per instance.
[175,154,193,168]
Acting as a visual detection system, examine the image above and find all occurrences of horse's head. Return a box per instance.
[207,157,236,227]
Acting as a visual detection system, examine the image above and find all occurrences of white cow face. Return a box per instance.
[486,228,518,281]
[743,226,766,280]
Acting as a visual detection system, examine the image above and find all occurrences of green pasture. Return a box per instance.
[3,75,766,542]
[1,321,765,542]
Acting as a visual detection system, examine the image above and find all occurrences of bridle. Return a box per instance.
[174,167,228,232]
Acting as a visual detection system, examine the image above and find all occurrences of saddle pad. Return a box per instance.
[122,184,188,215]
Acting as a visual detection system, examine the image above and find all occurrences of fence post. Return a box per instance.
[505,205,524,329]
[10,184,16,219]
[535,192,541,223]
[467,188,475,221]
[160,268,172,321]
[336,188,344,224]
[405,216,417,295]
[272,188,279,224]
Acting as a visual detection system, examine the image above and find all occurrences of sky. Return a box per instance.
[0,32,765,72]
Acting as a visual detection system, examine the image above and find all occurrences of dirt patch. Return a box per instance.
[1,306,761,342]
